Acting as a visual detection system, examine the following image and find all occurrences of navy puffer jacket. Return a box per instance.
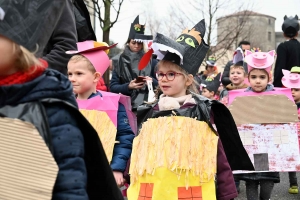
[0,69,88,199]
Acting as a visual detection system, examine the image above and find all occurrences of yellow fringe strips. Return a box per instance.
[79,109,117,162]
[129,116,218,186]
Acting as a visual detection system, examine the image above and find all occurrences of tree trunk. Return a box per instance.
[102,0,111,89]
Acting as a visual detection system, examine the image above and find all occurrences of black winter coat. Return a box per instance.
[274,39,300,87]
[0,68,123,200]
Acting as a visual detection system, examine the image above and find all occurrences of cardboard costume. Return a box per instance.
[228,50,300,174]
[128,15,153,42]
[0,2,123,199]
[67,41,137,161]
[129,19,254,200]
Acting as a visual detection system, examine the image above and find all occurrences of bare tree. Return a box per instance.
[86,0,125,86]
[144,0,254,65]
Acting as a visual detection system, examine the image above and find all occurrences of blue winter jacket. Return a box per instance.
[88,92,134,172]
[0,69,88,200]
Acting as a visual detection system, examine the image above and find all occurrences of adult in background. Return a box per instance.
[273,15,300,87]
[42,0,77,75]
[221,41,251,86]
[110,15,158,111]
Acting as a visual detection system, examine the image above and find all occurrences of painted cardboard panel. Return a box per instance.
[0,117,58,200]
[228,94,298,125]
[233,123,300,173]
[77,91,137,134]
[227,88,294,106]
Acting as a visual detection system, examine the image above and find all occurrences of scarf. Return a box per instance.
[0,59,47,86]
[158,94,196,111]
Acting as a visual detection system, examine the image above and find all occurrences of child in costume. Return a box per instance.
[234,50,279,200]
[281,67,300,194]
[128,19,254,200]
[219,47,248,105]
[0,1,123,200]
[67,41,135,187]
[201,73,221,100]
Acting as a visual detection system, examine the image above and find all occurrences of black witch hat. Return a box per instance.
[201,73,221,94]
[0,0,66,57]
[138,19,209,75]
[282,15,299,37]
[128,15,153,41]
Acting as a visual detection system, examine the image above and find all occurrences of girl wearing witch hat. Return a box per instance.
[273,15,300,87]
[110,15,158,111]
[128,19,254,200]
[0,1,123,199]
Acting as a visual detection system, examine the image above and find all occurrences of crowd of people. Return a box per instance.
[0,1,300,200]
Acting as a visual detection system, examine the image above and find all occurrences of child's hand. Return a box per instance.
[113,171,125,187]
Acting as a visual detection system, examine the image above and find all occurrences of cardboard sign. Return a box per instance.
[233,123,300,173]
[228,94,298,125]
[0,117,58,200]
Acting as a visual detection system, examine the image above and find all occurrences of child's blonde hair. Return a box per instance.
[229,64,246,75]
[13,43,42,72]
[155,60,199,97]
[69,54,96,73]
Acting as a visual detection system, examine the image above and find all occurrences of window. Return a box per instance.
[178,186,203,200]
[268,18,271,25]
[268,32,271,41]
[138,183,154,200]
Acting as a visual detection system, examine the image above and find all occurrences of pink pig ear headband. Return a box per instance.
[244,50,276,74]
[66,40,117,76]
[281,69,300,89]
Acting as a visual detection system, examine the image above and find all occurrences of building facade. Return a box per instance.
[216,10,276,52]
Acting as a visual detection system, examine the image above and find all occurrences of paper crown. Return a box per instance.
[244,50,275,73]
[139,19,209,75]
[66,41,117,75]
[281,69,300,89]
[0,0,66,57]
[201,73,221,94]
[128,15,153,41]
[251,47,261,52]
[282,15,299,36]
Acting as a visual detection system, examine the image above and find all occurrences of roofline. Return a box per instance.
[217,11,276,21]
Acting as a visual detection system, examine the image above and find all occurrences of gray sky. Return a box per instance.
[95,0,300,47]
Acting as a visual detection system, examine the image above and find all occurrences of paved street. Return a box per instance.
[236,172,300,200]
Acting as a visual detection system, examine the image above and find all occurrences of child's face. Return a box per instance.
[229,68,245,86]
[292,88,300,103]
[67,60,98,99]
[0,35,17,76]
[248,69,269,92]
[201,88,215,99]
[157,65,190,98]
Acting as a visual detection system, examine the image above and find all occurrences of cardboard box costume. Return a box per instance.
[228,50,300,174]
[67,41,137,161]
[129,19,254,200]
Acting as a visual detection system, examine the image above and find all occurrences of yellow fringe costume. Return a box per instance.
[127,116,218,200]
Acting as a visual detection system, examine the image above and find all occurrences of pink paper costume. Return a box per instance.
[66,41,137,164]
[227,51,300,174]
